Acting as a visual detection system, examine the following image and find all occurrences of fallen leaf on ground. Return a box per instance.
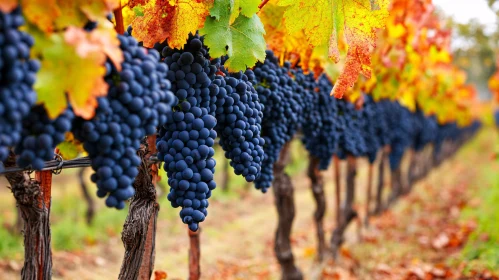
[376,263,391,274]
[432,233,450,249]
[154,270,167,280]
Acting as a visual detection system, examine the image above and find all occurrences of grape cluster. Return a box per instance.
[335,97,367,160]
[156,35,218,231]
[372,99,391,149]
[360,95,382,164]
[412,110,437,152]
[358,95,390,164]
[213,71,265,182]
[250,51,303,191]
[291,68,317,130]
[15,105,74,169]
[287,67,314,124]
[301,74,340,170]
[0,7,39,171]
[382,101,413,170]
[433,122,456,158]
[72,34,174,209]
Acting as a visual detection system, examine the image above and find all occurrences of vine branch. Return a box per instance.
[113,1,125,35]
[258,0,271,10]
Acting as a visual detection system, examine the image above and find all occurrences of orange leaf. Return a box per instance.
[127,0,148,7]
[33,25,122,119]
[65,25,123,70]
[22,0,61,33]
[154,270,168,280]
[21,0,119,33]
[131,0,213,49]
[0,0,18,13]
[260,0,314,68]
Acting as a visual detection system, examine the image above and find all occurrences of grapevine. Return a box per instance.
[0,1,488,280]
[301,74,340,170]
[250,51,303,192]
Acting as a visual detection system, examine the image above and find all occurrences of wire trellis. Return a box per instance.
[0,155,161,175]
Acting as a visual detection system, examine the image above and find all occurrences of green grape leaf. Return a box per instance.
[133,5,145,16]
[208,0,231,20]
[57,132,84,160]
[231,0,260,20]
[200,0,266,71]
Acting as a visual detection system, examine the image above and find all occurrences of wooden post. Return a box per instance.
[374,147,387,215]
[333,155,341,225]
[330,155,358,259]
[307,156,326,262]
[406,149,416,194]
[424,145,433,177]
[119,137,160,280]
[388,168,402,207]
[413,150,424,183]
[364,163,374,227]
[188,229,201,280]
[272,142,303,280]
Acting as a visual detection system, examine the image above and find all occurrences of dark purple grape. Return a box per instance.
[72,33,175,209]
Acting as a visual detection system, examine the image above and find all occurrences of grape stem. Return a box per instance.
[258,0,270,10]
[188,228,201,280]
[113,2,125,35]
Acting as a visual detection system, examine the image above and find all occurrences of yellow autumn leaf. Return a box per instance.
[277,0,332,48]
[21,0,119,33]
[22,0,61,33]
[388,23,405,39]
[429,46,451,64]
[399,91,416,112]
[259,0,314,68]
[32,26,122,119]
[275,0,389,100]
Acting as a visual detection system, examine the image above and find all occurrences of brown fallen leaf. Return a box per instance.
[341,247,353,260]
[407,266,425,279]
[376,263,391,275]
[432,233,450,249]
[303,246,316,258]
[7,260,21,271]
[154,270,168,280]
[94,257,106,267]
[430,267,446,277]
[418,236,430,246]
